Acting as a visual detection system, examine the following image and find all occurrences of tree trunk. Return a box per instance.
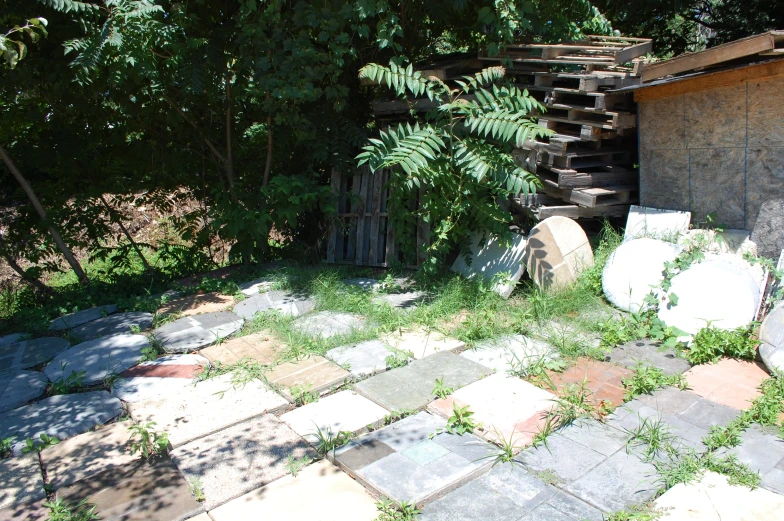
[0,234,53,296]
[0,144,89,284]
[98,194,151,271]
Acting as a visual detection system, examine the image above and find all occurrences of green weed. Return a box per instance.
[625,415,678,462]
[48,366,87,395]
[374,499,421,521]
[385,348,412,369]
[290,384,319,406]
[550,379,595,427]
[0,436,14,458]
[686,325,759,365]
[285,454,313,477]
[22,433,59,454]
[128,421,169,459]
[188,477,206,502]
[444,403,480,436]
[43,498,99,521]
[506,352,564,390]
[312,425,352,458]
[432,378,454,400]
[622,363,687,401]
[604,505,664,521]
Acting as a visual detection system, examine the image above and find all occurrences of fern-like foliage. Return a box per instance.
[359,62,445,101]
[37,0,100,13]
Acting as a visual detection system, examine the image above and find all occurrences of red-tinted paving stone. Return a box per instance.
[548,358,634,410]
[684,358,768,411]
[120,364,203,379]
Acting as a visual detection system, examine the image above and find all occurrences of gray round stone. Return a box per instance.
[234,291,315,320]
[291,311,367,339]
[603,238,680,313]
[70,311,154,341]
[0,333,28,348]
[49,305,118,331]
[760,302,784,374]
[0,337,70,372]
[0,371,49,413]
[44,334,148,385]
[153,311,244,353]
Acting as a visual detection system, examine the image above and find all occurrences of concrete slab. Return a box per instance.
[335,412,491,504]
[0,371,48,414]
[233,291,314,320]
[723,425,784,494]
[373,291,429,309]
[519,432,607,484]
[343,278,380,291]
[49,305,118,331]
[157,292,234,317]
[684,358,768,410]
[153,312,244,353]
[428,373,555,446]
[265,355,350,399]
[291,311,368,339]
[0,498,47,521]
[607,339,691,376]
[208,459,378,521]
[381,328,465,360]
[58,457,204,521]
[44,334,147,386]
[0,455,45,510]
[524,217,594,290]
[129,373,288,447]
[237,277,274,296]
[280,390,388,443]
[70,312,153,341]
[326,340,394,378]
[355,352,491,412]
[170,414,315,510]
[0,391,122,456]
[0,337,70,373]
[41,420,136,489]
[199,331,281,366]
[451,232,528,298]
[461,335,556,374]
[0,335,27,349]
[655,471,784,521]
[623,205,691,242]
[111,354,208,403]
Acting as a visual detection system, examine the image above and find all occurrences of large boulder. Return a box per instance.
[602,238,680,313]
[524,216,593,290]
[759,303,784,374]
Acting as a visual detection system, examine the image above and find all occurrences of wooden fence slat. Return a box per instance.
[326,168,341,263]
[354,168,370,265]
[416,188,430,266]
[368,169,383,265]
[346,174,359,262]
[335,174,348,261]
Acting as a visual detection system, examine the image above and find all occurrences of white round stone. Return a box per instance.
[759,302,784,374]
[602,238,680,313]
[44,334,148,385]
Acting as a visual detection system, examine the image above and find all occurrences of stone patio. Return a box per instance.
[461,335,557,374]
[0,337,70,373]
[264,355,350,400]
[69,312,153,341]
[233,291,315,320]
[326,339,395,378]
[111,354,208,403]
[683,357,769,410]
[720,425,784,494]
[153,312,244,353]
[607,339,692,376]
[199,332,281,366]
[381,328,465,360]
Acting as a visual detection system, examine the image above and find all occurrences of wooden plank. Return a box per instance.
[368,169,383,265]
[635,58,784,102]
[335,174,348,261]
[641,32,777,82]
[354,168,370,265]
[615,40,653,64]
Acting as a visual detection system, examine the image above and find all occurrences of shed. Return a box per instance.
[625,31,784,233]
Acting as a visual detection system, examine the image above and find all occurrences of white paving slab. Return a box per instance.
[0,337,70,373]
[461,335,556,374]
[0,454,45,510]
[326,340,393,377]
[623,205,691,242]
[524,216,594,290]
[291,311,368,339]
[111,354,208,403]
[0,371,49,414]
[233,291,314,320]
[451,232,528,298]
[238,277,274,296]
[49,305,118,331]
[381,328,465,360]
[153,312,244,353]
[44,334,147,386]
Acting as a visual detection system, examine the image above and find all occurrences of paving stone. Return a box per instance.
[58,456,204,521]
[524,216,594,290]
[70,312,153,341]
[170,414,315,510]
[233,291,315,320]
[111,354,208,403]
[41,420,136,489]
[607,339,691,376]
[326,340,394,378]
[0,337,70,373]
[602,238,679,313]
[343,278,380,290]
[0,371,48,414]
[557,418,628,457]
[373,291,429,309]
[355,352,491,412]
[623,205,691,242]
[291,311,368,339]
[157,292,234,317]
[723,425,784,494]
[280,390,388,443]
[0,455,45,510]
[519,432,607,484]
[199,331,281,366]
[208,459,379,521]
[451,232,528,298]
[655,471,784,521]
[265,355,350,399]
[429,373,555,446]
[0,391,122,456]
[237,277,274,296]
[153,312,244,353]
[684,358,768,410]
[44,334,147,386]
[0,335,27,349]
[0,498,47,521]
[381,328,465,360]
[335,412,491,504]
[547,358,633,409]
[129,373,288,447]
[49,305,118,331]
[461,335,556,374]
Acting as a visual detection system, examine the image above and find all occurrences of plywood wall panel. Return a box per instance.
[684,83,746,149]
[689,147,746,228]
[639,97,685,151]
[639,148,690,210]
[748,77,784,147]
[746,147,784,229]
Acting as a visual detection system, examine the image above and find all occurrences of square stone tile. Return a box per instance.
[41,420,137,489]
[0,498,48,521]
[170,414,315,510]
[334,412,491,504]
[381,328,465,360]
[724,425,784,494]
[355,352,491,412]
[208,459,378,521]
[291,312,369,339]
[129,373,288,447]
[57,457,204,521]
[428,373,555,446]
[548,358,634,409]
[199,332,282,366]
[326,340,394,378]
[265,355,350,399]
[158,292,234,317]
[519,433,607,484]
[461,335,556,374]
[607,340,692,376]
[280,390,388,443]
[0,455,45,510]
[684,358,768,410]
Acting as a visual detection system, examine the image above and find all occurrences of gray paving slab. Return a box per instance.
[170,414,315,510]
[343,278,380,290]
[557,418,628,457]
[49,305,118,331]
[290,311,369,339]
[354,352,491,412]
[0,455,45,510]
[0,334,27,349]
[233,291,314,320]
[0,371,48,414]
[0,337,70,373]
[373,291,429,309]
[70,312,153,341]
[153,312,244,353]
[326,340,394,378]
[237,277,273,296]
[0,391,122,456]
[607,339,692,376]
[0,498,48,521]
[519,433,607,484]
[723,425,784,494]
[461,335,557,374]
[111,354,208,403]
[44,334,147,385]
